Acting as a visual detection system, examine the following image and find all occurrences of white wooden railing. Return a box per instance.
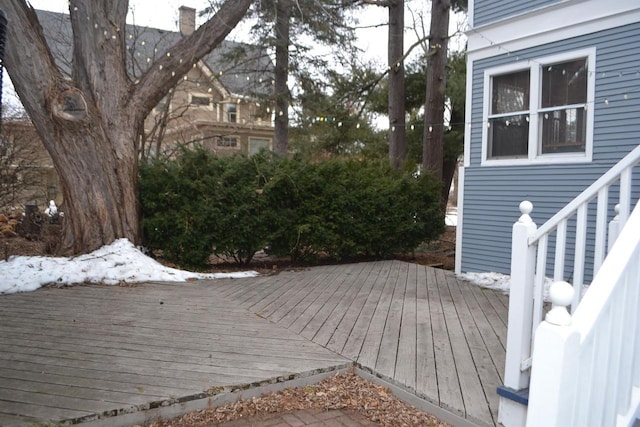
[499,144,640,427]
[527,200,640,426]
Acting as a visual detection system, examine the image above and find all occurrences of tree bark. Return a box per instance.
[3,0,252,254]
[388,0,406,169]
[274,0,291,156]
[422,0,450,183]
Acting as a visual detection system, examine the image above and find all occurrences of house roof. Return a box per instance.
[35,9,274,98]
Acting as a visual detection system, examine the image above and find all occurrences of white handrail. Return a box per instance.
[527,201,640,426]
[500,145,640,427]
[531,143,640,243]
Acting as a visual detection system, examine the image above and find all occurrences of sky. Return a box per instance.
[24,0,467,65]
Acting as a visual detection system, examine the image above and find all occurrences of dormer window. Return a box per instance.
[226,103,237,123]
[190,95,211,107]
[189,93,213,110]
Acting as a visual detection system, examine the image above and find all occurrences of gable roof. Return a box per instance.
[35,9,274,98]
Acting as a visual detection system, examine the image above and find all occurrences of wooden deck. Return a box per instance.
[0,260,508,426]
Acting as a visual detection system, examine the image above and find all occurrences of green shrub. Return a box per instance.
[139,149,271,268]
[139,150,444,268]
[263,158,444,262]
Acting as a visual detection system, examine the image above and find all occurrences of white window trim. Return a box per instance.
[189,92,214,111]
[225,102,239,123]
[481,48,596,167]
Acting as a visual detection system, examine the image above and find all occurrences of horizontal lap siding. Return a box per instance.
[462,22,640,274]
[473,0,561,27]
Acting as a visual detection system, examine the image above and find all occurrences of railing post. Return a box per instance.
[527,281,579,427]
[498,201,538,427]
[608,204,620,253]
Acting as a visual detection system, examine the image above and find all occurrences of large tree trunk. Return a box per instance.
[388,0,406,169]
[274,0,291,156]
[3,0,252,254]
[51,124,139,254]
[422,0,450,183]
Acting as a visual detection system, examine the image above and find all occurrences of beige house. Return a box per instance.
[0,8,275,210]
[139,7,275,159]
[0,120,61,210]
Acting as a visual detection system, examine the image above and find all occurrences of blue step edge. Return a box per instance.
[497,385,529,406]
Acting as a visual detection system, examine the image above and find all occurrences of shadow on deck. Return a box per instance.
[0,260,507,426]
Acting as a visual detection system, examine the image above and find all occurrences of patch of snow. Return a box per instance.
[445,208,457,226]
[459,271,555,301]
[459,271,589,303]
[459,271,512,294]
[445,214,457,227]
[0,238,258,295]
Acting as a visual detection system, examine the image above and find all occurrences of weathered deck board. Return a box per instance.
[355,261,402,369]
[0,283,349,426]
[430,267,466,417]
[394,263,418,391]
[444,272,497,425]
[375,261,409,379]
[287,262,368,335]
[0,260,508,426]
[312,262,386,348]
[416,264,438,401]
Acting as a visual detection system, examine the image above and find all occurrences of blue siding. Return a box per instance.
[473,0,562,27]
[462,22,640,275]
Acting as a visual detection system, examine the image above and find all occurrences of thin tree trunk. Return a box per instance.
[388,0,405,169]
[274,0,291,156]
[422,0,450,183]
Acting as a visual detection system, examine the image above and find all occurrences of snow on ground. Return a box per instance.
[460,271,557,301]
[459,271,513,295]
[460,271,588,302]
[445,208,457,227]
[0,238,258,295]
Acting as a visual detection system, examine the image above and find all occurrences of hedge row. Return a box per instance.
[139,149,444,269]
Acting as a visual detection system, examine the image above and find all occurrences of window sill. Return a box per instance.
[482,154,591,167]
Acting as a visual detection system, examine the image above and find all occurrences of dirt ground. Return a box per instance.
[146,370,451,427]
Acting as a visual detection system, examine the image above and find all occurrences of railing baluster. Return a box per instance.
[594,187,608,274]
[619,168,632,226]
[572,204,588,312]
[608,204,621,253]
[554,221,567,281]
[532,234,548,340]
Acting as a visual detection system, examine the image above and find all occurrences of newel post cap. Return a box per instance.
[518,200,533,224]
[545,281,574,326]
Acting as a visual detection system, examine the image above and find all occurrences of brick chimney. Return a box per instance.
[179,6,196,36]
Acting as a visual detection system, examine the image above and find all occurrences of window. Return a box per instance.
[488,70,530,158]
[249,138,270,156]
[189,93,213,110]
[226,103,237,123]
[218,136,238,148]
[190,95,211,107]
[482,49,595,165]
[539,58,588,155]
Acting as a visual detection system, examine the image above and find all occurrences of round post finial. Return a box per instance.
[545,281,574,326]
[518,200,533,223]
